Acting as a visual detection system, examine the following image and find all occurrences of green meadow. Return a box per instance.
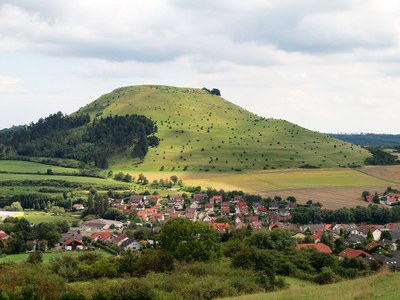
[226,270,400,300]
[0,250,113,264]
[76,85,371,171]
[23,210,80,225]
[0,160,79,174]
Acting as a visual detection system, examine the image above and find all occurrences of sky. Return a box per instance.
[1,1,400,133]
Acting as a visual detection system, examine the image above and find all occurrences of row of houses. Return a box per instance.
[107,193,295,230]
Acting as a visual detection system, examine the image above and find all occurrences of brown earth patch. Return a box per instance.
[361,165,400,184]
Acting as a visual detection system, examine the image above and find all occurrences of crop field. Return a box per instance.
[0,250,113,264]
[361,165,400,184]
[139,168,392,191]
[0,159,397,209]
[259,187,384,209]
[226,270,400,300]
[0,160,79,174]
[131,168,395,208]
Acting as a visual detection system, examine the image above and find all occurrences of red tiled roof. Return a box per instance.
[64,238,84,246]
[211,222,231,231]
[296,243,333,254]
[365,241,380,251]
[339,248,372,258]
[91,232,115,242]
[312,230,323,241]
[0,230,8,239]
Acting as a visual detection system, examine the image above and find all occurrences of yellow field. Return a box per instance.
[124,168,398,209]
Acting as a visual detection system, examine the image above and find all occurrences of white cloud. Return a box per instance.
[0,76,19,92]
[0,0,400,133]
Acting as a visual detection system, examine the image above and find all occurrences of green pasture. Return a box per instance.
[0,160,79,174]
[76,85,371,171]
[0,250,113,264]
[0,173,126,187]
[23,211,80,225]
[226,270,400,300]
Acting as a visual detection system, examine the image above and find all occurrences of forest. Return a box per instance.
[0,112,159,168]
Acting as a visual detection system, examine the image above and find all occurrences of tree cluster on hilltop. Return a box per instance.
[0,112,159,168]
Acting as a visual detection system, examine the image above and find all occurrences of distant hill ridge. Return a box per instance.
[74,85,370,171]
[329,133,400,146]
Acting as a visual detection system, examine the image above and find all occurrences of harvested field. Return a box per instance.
[361,165,400,184]
[259,186,386,210]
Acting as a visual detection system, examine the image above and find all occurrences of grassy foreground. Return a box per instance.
[0,250,113,264]
[226,270,400,300]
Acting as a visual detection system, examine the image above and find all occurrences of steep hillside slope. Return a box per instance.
[76,85,371,171]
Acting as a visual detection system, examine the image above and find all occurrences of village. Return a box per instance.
[2,190,400,270]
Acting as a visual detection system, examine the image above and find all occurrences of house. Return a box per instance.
[287,202,298,210]
[268,202,279,210]
[221,206,230,216]
[231,195,243,203]
[82,219,124,230]
[112,199,125,208]
[301,224,326,233]
[365,241,384,252]
[192,194,208,203]
[235,221,248,230]
[72,203,85,211]
[128,195,146,207]
[338,248,372,260]
[247,216,259,223]
[113,235,129,247]
[210,222,231,232]
[210,195,223,204]
[121,238,142,251]
[252,202,262,210]
[296,243,332,254]
[64,238,84,251]
[165,207,176,215]
[190,202,200,209]
[267,212,292,224]
[251,220,264,230]
[0,230,9,240]
[91,232,117,243]
[332,224,359,235]
[184,212,196,221]
[358,225,383,241]
[235,201,248,215]
[293,233,306,241]
[344,234,366,245]
[152,213,165,222]
[136,203,145,211]
[311,230,324,243]
[386,193,400,206]
[168,195,184,210]
[204,203,214,213]
[255,207,268,216]
[137,211,148,221]
[202,215,215,223]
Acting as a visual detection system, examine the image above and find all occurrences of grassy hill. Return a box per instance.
[75,85,370,171]
[226,270,400,300]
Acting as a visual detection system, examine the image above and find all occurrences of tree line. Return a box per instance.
[0,112,159,168]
